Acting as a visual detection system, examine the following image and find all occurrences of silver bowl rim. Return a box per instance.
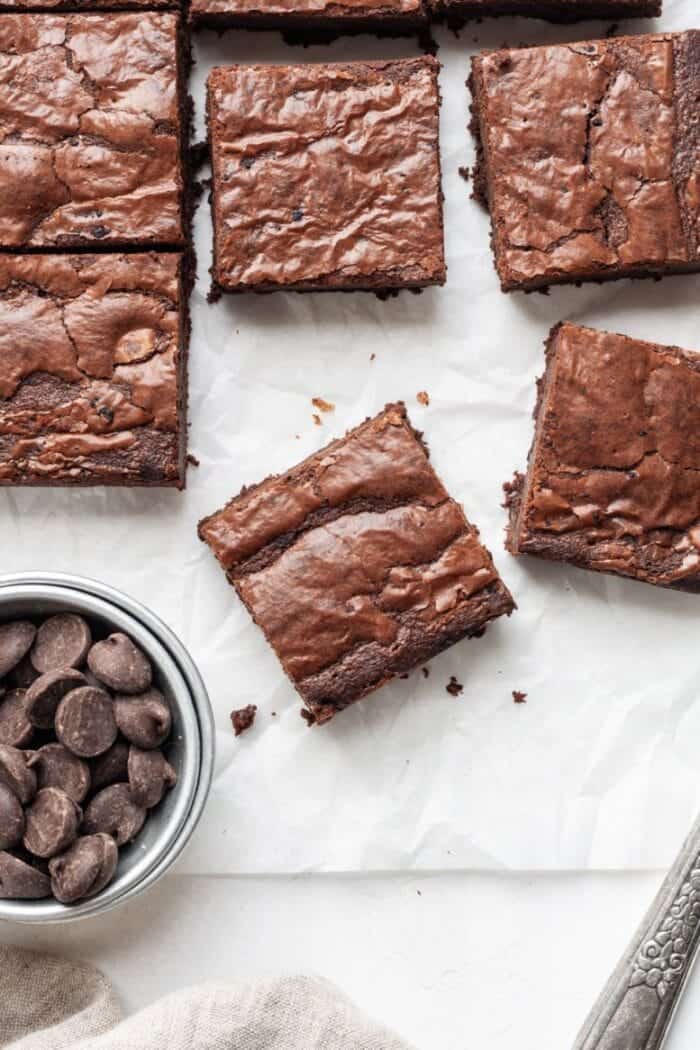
[0,572,215,925]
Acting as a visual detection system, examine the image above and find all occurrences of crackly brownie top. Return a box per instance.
[0,253,183,485]
[192,0,422,17]
[200,404,511,690]
[208,59,445,290]
[0,13,184,249]
[473,31,700,287]
[519,323,700,586]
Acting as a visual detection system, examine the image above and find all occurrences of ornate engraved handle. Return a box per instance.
[573,812,700,1050]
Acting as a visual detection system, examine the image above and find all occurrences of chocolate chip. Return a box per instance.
[87,633,152,694]
[0,782,25,851]
[89,739,129,793]
[49,833,118,904]
[30,614,92,673]
[0,744,37,805]
[128,746,177,808]
[8,655,39,690]
[24,668,87,730]
[23,787,82,859]
[0,621,36,678]
[0,851,51,899]
[55,687,117,758]
[0,689,33,748]
[114,689,171,749]
[28,743,90,804]
[83,783,146,846]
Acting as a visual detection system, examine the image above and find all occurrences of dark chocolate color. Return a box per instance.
[87,633,153,694]
[24,669,87,729]
[30,615,91,674]
[127,746,176,808]
[89,739,129,793]
[0,13,186,249]
[199,402,515,723]
[0,850,51,899]
[49,833,118,904]
[28,743,91,804]
[113,690,171,749]
[83,783,146,845]
[0,621,35,678]
[439,0,659,25]
[0,253,189,488]
[208,59,445,294]
[23,787,82,859]
[0,781,24,851]
[55,687,118,758]
[231,704,256,737]
[190,0,426,33]
[506,322,700,591]
[0,689,33,748]
[470,32,700,292]
[0,744,36,805]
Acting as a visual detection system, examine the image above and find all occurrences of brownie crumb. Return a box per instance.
[300,708,316,726]
[421,667,430,679]
[446,676,463,697]
[190,140,210,170]
[312,397,335,414]
[370,353,376,361]
[416,390,430,406]
[186,453,200,468]
[399,672,409,680]
[312,414,322,426]
[512,690,527,704]
[458,166,470,184]
[231,704,257,736]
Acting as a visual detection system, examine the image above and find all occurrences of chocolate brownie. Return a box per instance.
[190,0,426,33]
[207,58,446,294]
[0,0,174,8]
[199,403,515,724]
[0,13,188,249]
[470,31,700,292]
[439,0,659,25]
[505,323,700,592]
[0,253,189,487]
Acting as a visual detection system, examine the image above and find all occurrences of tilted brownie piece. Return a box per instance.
[438,0,659,26]
[0,0,174,8]
[207,59,445,294]
[199,404,515,724]
[506,323,700,592]
[0,13,187,249]
[190,0,426,33]
[0,253,189,487]
[470,32,699,293]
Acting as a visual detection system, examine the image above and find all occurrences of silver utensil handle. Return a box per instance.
[574,812,700,1050]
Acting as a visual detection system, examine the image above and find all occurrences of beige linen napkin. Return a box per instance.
[0,945,413,1050]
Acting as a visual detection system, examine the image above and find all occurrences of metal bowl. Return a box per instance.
[0,572,214,924]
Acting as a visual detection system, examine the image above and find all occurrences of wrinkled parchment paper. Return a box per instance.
[2,0,698,873]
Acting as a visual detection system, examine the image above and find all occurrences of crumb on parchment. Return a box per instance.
[312,397,335,413]
[416,391,430,406]
[231,704,257,736]
[513,691,527,704]
[446,676,463,697]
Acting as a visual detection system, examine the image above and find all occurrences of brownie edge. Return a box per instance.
[199,403,515,723]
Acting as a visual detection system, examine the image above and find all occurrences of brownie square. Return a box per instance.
[199,403,515,724]
[439,0,659,24]
[0,253,189,488]
[0,0,175,8]
[470,31,699,293]
[207,58,446,294]
[506,323,700,592]
[0,13,187,250]
[190,0,426,32]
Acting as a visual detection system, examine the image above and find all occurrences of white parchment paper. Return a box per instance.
[2,0,698,873]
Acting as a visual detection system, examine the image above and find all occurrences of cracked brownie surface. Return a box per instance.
[470,32,700,292]
[506,322,700,592]
[207,58,445,293]
[199,404,515,722]
[0,13,185,249]
[190,0,426,30]
[0,253,187,487]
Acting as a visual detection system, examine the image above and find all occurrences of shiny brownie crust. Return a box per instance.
[0,13,188,249]
[199,403,515,723]
[0,253,190,488]
[207,58,445,294]
[506,323,700,592]
[470,31,700,292]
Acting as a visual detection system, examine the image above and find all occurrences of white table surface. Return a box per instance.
[5,868,700,1049]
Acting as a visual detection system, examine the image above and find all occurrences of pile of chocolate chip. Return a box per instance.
[0,613,177,905]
